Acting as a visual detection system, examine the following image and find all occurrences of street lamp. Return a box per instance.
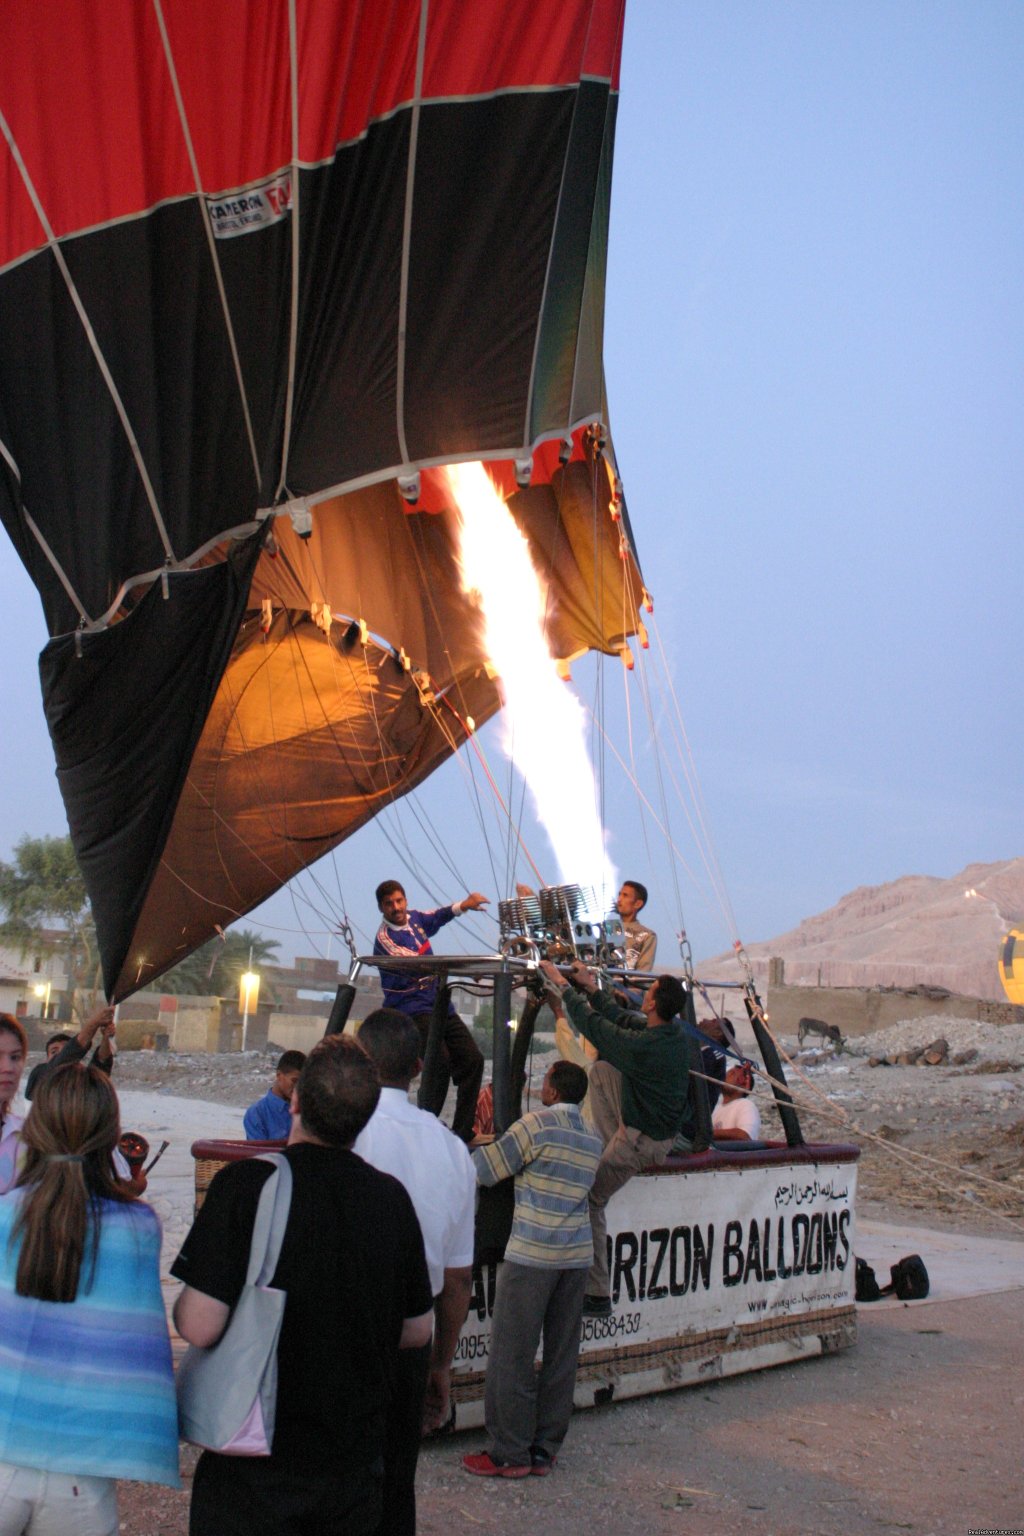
[33,980,51,1020]
[239,967,260,1052]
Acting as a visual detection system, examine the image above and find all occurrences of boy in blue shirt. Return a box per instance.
[242,1050,306,1140]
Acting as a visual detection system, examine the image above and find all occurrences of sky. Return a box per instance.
[0,1,1020,975]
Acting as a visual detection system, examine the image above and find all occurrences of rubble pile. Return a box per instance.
[842,1015,1024,1069]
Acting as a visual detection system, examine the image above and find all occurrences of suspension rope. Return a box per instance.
[588,434,608,850]
[694,1063,1023,1230]
[274,0,303,501]
[420,699,507,909]
[580,699,705,887]
[151,0,261,488]
[611,512,746,964]
[389,503,520,903]
[394,0,429,468]
[649,612,744,944]
[617,560,654,874]
[261,571,500,944]
[225,631,346,946]
[0,107,175,566]
[436,695,546,887]
[622,604,747,955]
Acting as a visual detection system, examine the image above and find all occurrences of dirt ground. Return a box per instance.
[119,1289,1024,1536]
[107,1015,1024,1535]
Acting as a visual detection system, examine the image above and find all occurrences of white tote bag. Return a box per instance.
[176,1153,292,1455]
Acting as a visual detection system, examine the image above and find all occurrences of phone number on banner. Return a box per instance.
[580,1312,643,1344]
[454,1333,490,1364]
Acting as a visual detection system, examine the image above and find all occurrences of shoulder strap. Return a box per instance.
[245,1152,294,1288]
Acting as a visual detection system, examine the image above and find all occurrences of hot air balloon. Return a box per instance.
[3,7,873,1423]
[0,0,641,999]
[999,930,1024,1006]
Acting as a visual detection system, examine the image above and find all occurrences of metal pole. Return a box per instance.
[323,982,357,1037]
[241,944,253,1052]
[491,968,513,1133]
[682,987,713,1152]
[509,992,543,1121]
[743,988,803,1147]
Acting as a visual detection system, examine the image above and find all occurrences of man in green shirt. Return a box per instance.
[539,960,689,1316]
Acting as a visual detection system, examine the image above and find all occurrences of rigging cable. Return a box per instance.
[578,702,706,888]
[649,610,745,948]
[434,695,546,891]
[299,539,448,902]
[705,1063,1023,1232]
[379,467,552,907]
[289,550,502,947]
[611,526,692,963]
[616,528,656,876]
[391,497,526,905]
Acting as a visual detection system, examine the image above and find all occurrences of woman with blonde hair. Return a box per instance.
[0,1062,179,1534]
[0,1015,28,1195]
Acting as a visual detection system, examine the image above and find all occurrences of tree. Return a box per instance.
[0,835,282,1013]
[0,834,100,1020]
[158,927,280,1000]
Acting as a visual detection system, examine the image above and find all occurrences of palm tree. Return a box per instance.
[158,927,280,1000]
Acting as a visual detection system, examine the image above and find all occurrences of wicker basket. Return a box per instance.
[190,1138,285,1212]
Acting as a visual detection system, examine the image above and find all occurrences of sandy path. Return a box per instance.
[121,1287,1024,1536]
[71,1030,1024,1533]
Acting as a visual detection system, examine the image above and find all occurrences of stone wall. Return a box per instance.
[114,994,224,1052]
[764,981,1024,1039]
[267,1015,339,1054]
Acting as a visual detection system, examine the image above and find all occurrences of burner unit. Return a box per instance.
[497,882,625,964]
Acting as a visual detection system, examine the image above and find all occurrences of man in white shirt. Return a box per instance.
[354,1008,476,1536]
[711,1061,762,1142]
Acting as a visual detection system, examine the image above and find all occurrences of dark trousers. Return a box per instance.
[485,1261,589,1463]
[190,1451,382,1536]
[378,1342,430,1536]
[413,1010,483,1143]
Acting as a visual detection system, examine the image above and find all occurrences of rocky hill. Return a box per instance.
[699,857,1024,1001]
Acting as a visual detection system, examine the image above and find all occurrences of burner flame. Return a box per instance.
[446,460,615,906]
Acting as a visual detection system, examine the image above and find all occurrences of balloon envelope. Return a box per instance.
[0,0,642,997]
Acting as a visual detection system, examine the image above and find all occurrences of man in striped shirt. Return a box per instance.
[463,1061,602,1479]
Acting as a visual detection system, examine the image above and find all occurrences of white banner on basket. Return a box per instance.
[455,1159,856,1369]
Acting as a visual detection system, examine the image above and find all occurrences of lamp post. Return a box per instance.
[32,980,51,1020]
[239,952,260,1053]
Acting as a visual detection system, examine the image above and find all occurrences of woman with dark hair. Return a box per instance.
[0,1063,179,1533]
[0,1014,28,1195]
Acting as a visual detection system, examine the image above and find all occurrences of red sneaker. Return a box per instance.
[462,1452,532,1479]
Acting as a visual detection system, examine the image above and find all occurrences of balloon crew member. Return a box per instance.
[25,1003,117,1099]
[711,1061,761,1142]
[243,1052,307,1141]
[372,880,488,1143]
[464,1060,602,1478]
[541,961,689,1318]
[615,880,657,972]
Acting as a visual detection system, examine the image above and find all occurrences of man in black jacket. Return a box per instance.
[173,1035,433,1536]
